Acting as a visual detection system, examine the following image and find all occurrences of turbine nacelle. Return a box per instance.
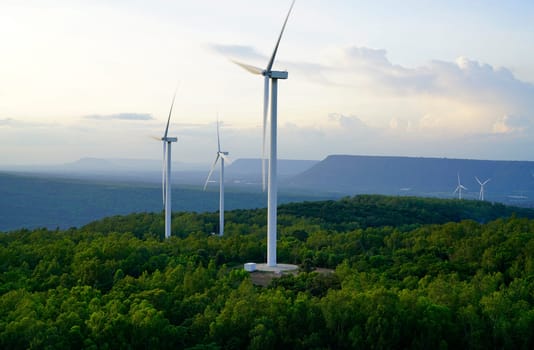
[162,137,178,142]
[475,176,490,200]
[231,60,289,80]
[475,176,490,186]
[266,70,288,79]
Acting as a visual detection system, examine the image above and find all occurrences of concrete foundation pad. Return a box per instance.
[254,263,299,273]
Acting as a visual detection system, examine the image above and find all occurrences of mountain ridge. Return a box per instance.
[289,154,534,203]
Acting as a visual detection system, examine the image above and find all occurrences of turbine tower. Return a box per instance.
[232,0,295,267]
[204,118,229,237]
[475,176,490,201]
[453,173,468,200]
[160,91,178,239]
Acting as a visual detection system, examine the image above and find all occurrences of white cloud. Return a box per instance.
[327,113,369,130]
[328,46,534,102]
[83,113,154,121]
[315,47,534,136]
[0,118,56,128]
[210,44,266,61]
[0,118,19,127]
[492,115,530,134]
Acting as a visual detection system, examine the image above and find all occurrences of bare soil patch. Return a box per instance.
[249,267,334,287]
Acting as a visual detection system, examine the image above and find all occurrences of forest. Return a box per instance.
[0,195,533,349]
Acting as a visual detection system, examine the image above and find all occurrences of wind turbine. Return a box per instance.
[159,91,178,239]
[231,0,295,267]
[203,118,229,237]
[453,173,468,200]
[475,176,490,201]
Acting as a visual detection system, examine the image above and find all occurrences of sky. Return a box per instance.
[1,0,534,166]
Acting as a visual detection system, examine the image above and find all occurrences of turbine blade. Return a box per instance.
[475,176,482,185]
[483,179,491,185]
[460,185,468,190]
[262,76,269,192]
[217,115,221,153]
[150,135,161,141]
[203,154,220,191]
[457,172,461,185]
[266,0,296,72]
[164,84,180,138]
[231,59,263,75]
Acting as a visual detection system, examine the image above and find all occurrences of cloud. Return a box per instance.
[317,46,534,135]
[83,113,154,121]
[332,47,534,101]
[0,118,17,126]
[215,43,534,135]
[319,47,435,93]
[209,44,266,61]
[388,117,415,132]
[0,118,55,128]
[428,57,534,107]
[212,43,534,114]
[492,115,531,134]
[327,113,369,130]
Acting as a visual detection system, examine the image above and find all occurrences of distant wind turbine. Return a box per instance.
[453,173,468,200]
[157,89,178,239]
[231,0,296,267]
[203,118,229,237]
[475,176,490,201]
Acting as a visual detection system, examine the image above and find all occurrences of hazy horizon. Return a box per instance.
[5,152,534,169]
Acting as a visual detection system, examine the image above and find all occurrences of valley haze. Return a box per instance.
[2,154,534,231]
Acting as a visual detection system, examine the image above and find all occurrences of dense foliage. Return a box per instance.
[1,195,533,349]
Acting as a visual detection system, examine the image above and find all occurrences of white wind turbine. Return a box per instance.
[231,0,295,267]
[475,176,490,201]
[158,91,178,239]
[203,118,229,237]
[453,173,468,200]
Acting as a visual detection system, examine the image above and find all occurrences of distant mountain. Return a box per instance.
[218,158,320,187]
[289,155,534,204]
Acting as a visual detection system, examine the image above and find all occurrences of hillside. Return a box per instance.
[1,196,533,349]
[290,155,534,204]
